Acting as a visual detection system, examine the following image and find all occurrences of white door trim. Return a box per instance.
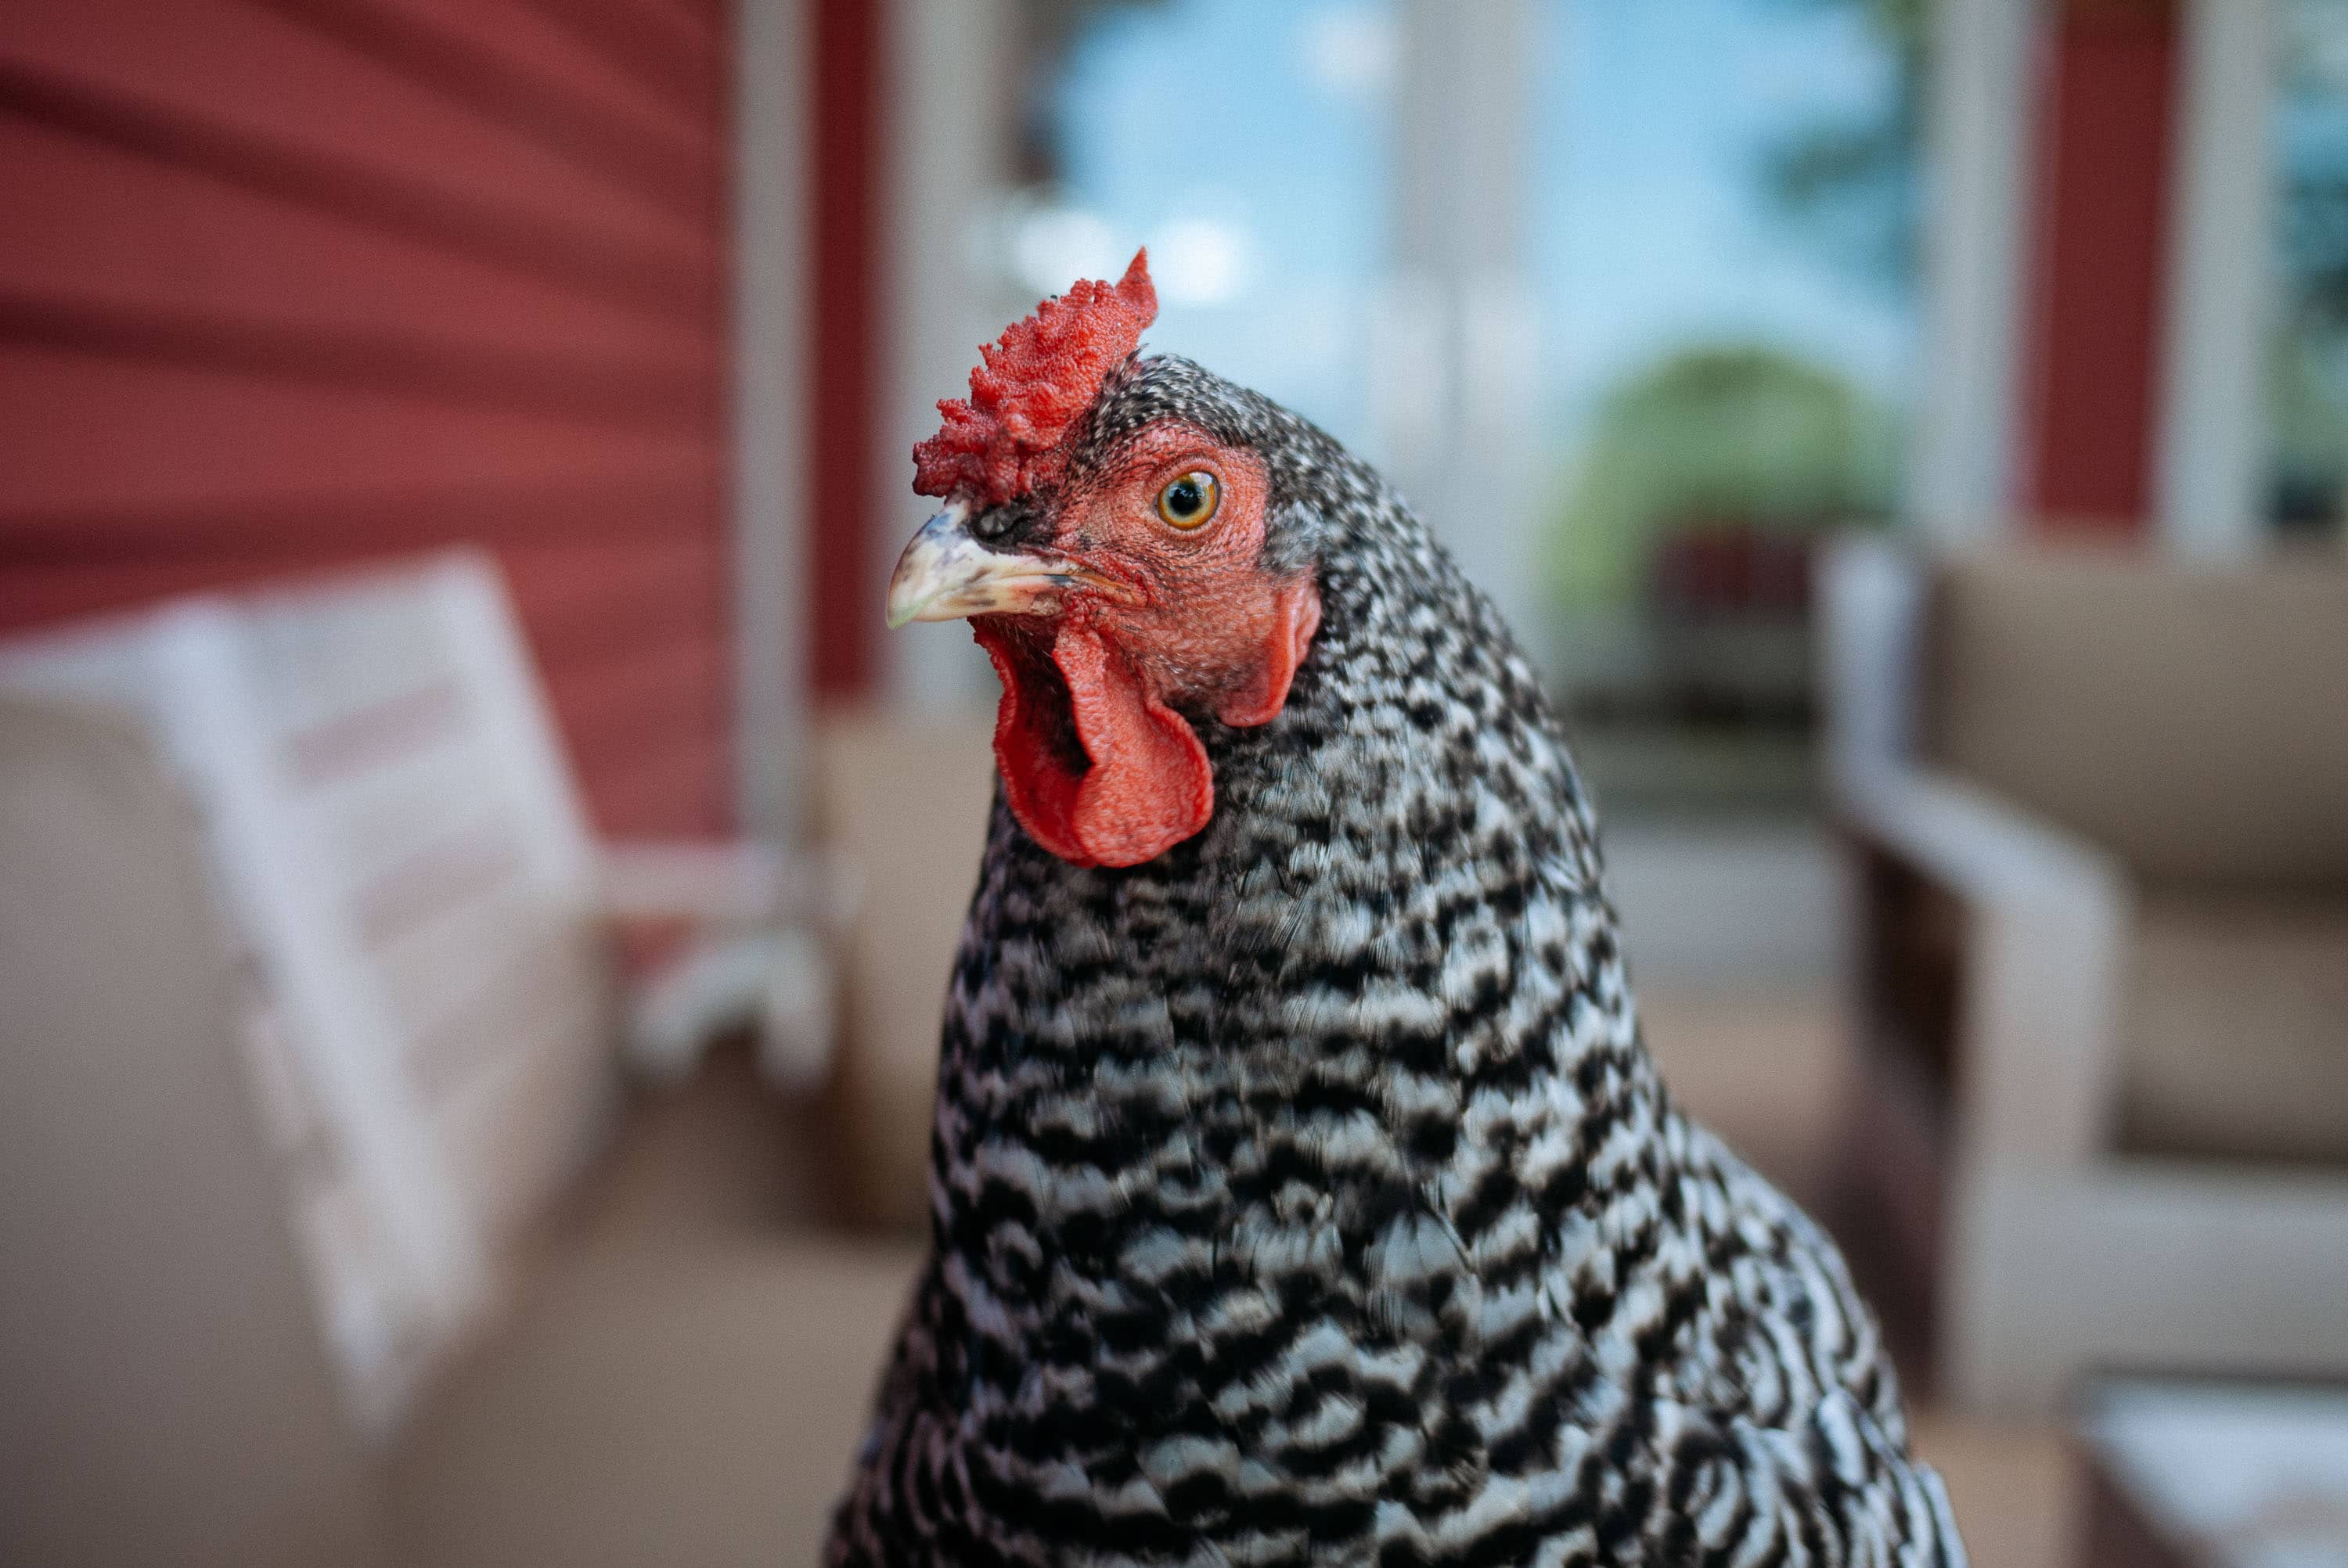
[2157,0,2278,561]
[1909,0,2042,545]
[731,0,812,835]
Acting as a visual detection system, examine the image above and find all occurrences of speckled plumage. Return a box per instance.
[829,356,1967,1568]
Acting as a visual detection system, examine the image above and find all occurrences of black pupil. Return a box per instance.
[1167,478,1204,517]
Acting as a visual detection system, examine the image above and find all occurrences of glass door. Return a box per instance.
[1529,0,1919,818]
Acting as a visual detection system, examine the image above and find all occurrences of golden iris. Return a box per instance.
[1155,470,1219,530]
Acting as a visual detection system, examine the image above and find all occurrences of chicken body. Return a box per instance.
[830,356,1965,1567]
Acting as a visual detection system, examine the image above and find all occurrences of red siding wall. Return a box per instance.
[0,0,734,836]
[2018,0,2179,534]
[806,0,884,703]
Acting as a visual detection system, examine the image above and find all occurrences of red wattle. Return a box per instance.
[1056,623,1212,867]
[974,623,1089,865]
[971,618,1212,869]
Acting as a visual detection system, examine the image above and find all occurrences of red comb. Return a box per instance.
[913,249,1158,505]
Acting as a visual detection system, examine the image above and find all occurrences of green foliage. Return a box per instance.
[2280,5,2348,338]
[1546,343,1899,612]
[2271,332,2345,476]
[2267,326,2348,530]
[2263,9,2348,527]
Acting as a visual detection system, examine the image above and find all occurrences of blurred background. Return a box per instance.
[3,1,2346,1564]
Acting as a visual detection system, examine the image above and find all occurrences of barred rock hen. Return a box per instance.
[830,253,1965,1568]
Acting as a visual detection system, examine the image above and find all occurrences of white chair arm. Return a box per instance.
[1845,765,2134,1166]
[1842,766,2123,919]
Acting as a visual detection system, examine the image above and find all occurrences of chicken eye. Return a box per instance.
[1154,471,1219,530]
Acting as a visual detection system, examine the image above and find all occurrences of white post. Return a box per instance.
[2157,0,2278,561]
[731,0,810,836]
[1909,0,2040,546]
[1381,0,1541,644]
[881,0,1017,712]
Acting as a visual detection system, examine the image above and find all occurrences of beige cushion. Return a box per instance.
[1925,548,2348,887]
[0,697,392,1568]
[811,708,999,1229]
[2119,892,2348,1165]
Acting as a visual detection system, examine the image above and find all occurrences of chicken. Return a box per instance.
[829,252,1965,1568]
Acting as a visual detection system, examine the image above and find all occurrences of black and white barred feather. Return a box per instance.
[828,356,1967,1568]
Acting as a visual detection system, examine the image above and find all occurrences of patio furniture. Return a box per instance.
[1820,537,2348,1416]
[0,690,924,1566]
[2080,1379,2348,1568]
[0,552,839,1431]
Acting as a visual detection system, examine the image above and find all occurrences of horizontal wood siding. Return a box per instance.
[0,0,733,836]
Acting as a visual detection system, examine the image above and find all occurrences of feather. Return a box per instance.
[832,352,1968,1568]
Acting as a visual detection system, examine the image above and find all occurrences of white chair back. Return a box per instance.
[0,552,618,1433]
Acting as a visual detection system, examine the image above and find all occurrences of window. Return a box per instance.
[2272,0,2348,540]
[1009,0,1398,449]
[1014,0,1922,817]
[1533,0,1918,815]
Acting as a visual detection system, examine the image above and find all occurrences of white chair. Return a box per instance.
[1820,535,2348,1417]
[0,551,837,1433]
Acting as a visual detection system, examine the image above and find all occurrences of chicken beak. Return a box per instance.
[885,503,1113,628]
